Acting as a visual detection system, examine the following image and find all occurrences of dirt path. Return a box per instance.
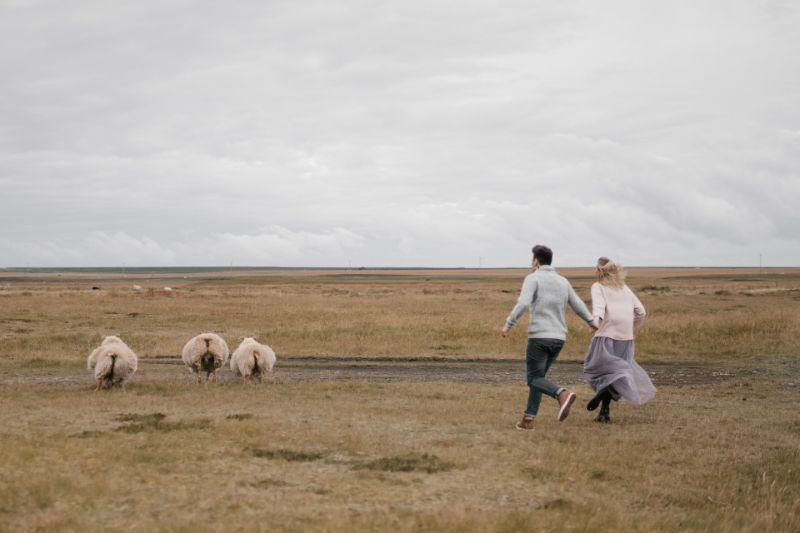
[0,356,745,388]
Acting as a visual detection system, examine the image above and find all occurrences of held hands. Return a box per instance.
[505,322,597,336]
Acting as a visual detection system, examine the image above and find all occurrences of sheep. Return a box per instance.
[87,335,138,390]
[230,337,276,383]
[181,333,229,383]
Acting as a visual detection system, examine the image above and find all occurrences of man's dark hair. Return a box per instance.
[532,245,553,265]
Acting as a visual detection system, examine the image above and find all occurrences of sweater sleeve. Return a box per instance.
[629,286,646,329]
[505,275,537,328]
[567,284,594,324]
[591,282,606,324]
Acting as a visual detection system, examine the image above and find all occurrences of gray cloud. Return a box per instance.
[1,0,798,267]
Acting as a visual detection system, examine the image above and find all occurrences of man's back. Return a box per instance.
[505,265,593,340]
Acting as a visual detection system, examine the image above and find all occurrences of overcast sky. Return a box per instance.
[1,0,798,268]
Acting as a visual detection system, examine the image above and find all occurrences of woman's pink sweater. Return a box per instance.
[591,282,646,340]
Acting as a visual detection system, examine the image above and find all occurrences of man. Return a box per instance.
[502,245,596,431]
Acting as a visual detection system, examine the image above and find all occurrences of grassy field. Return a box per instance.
[0,267,798,531]
[1,267,799,363]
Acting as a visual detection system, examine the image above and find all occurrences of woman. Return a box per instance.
[584,257,656,422]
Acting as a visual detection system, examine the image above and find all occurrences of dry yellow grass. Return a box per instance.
[0,268,798,531]
[1,267,799,363]
[0,373,797,531]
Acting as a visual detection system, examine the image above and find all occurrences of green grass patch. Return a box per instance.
[114,412,211,433]
[353,453,453,474]
[249,448,325,462]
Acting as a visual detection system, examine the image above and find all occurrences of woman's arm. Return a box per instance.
[629,287,646,329]
[591,282,605,326]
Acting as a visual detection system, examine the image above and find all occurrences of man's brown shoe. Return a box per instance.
[557,390,576,421]
[515,416,535,431]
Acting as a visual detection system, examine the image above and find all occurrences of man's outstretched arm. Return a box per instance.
[568,285,596,327]
[502,276,537,336]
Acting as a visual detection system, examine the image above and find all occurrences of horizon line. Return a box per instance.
[1,265,796,271]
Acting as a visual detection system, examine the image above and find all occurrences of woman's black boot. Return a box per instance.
[595,397,612,423]
[587,387,611,411]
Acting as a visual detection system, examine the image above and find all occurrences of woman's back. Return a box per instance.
[591,282,646,341]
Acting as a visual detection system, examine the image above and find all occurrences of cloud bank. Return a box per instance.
[1,1,798,267]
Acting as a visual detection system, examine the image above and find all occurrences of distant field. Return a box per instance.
[1,267,798,364]
[0,267,798,531]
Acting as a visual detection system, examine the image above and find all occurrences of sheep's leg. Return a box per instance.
[196,370,203,384]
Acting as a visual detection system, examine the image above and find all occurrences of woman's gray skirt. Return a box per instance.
[583,336,656,406]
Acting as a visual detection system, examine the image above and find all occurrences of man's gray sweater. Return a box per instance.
[505,265,594,340]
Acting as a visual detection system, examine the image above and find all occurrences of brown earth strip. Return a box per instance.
[0,356,744,388]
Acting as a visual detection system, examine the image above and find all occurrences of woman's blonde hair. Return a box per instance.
[596,256,626,288]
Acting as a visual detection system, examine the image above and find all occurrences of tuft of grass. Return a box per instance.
[113,412,211,433]
[353,453,454,474]
[115,412,166,424]
[69,430,106,439]
[542,498,571,510]
[249,448,325,462]
[522,466,548,480]
[244,478,290,489]
[641,285,671,293]
[225,413,254,421]
[590,469,607,480]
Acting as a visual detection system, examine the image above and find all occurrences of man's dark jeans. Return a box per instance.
[525,338,565,417]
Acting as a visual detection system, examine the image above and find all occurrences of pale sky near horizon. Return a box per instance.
[1,1,798,268]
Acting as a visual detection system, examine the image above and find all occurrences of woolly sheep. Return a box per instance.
[181,333,229,383]
[86,335,138,390]
[230,337,276,383]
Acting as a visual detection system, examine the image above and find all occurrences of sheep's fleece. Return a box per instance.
[230,337,276,378]
[181,332,230,370]
[87,335,138,387]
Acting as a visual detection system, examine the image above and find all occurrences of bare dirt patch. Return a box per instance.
[0,356,749,388]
